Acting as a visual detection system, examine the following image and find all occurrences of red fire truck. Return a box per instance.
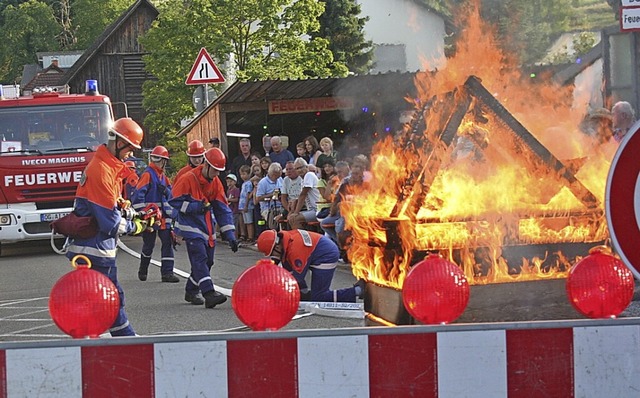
[0,80,115,250]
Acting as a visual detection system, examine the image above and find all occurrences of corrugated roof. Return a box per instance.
[179,71,422,137]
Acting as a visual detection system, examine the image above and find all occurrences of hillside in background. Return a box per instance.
[421,0,616,32]
[568,0,617,31]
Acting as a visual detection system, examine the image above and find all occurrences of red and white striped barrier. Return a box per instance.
[1,319,640,397]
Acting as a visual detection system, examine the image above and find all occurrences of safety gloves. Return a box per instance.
[131,218,149,236]
[201,200,212,214]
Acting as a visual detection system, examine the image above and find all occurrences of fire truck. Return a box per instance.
[0,80,115,251]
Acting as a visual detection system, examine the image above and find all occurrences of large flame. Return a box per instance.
[346,3,612,288]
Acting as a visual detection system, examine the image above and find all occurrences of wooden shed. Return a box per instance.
[59,0,158,142]
[178,71,422,160]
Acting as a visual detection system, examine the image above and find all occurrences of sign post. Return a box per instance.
[185,48,225,108]
[605,120,640,279]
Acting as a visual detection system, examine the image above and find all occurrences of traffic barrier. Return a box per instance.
[1,318,640,397]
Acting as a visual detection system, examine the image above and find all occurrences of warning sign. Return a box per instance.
[185,48,225,85]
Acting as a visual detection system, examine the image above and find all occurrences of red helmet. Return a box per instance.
[150,145,170,160]
[204,147,226,171]
[187,140,206,156]
[257,229,278,256]
[110,118,143,149]
[124,160,136,169]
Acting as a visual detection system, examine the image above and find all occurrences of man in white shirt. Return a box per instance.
[281,160,303,216]
[288,158,320,230]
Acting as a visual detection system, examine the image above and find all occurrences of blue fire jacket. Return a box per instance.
[169,165,235,244]
[132,163,173,229]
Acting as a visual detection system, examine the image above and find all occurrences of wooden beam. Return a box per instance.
[220,101,267,113]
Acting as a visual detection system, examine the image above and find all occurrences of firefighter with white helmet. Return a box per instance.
[169,147,239,307]
[174,139,206,183]
[256,229,364,302]
[132,145,179,283]
[65,117,146,337]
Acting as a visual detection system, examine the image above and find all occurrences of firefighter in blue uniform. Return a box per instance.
[169,148,239,307]
[132,145,179,283]
[66,118,148,337]
[256,229,364,302]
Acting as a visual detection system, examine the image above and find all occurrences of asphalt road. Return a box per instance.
[0,236,363,343]
[3,235,640,344]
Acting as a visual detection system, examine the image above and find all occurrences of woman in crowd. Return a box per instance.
[316,158,337,220]
[304,136,322,170]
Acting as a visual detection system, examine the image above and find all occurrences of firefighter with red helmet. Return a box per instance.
[256,229,364,302]
[65,117,148,337]
[132,145,179,283]
[169,147,239,307]
[174,139,206,183]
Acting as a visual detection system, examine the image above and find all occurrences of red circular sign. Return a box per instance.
[606,120,640,279]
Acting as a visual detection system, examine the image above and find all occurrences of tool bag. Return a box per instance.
[50,212,99,239]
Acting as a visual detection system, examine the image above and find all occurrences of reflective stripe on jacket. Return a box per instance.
[66,145,134,266]
[169,165,235,242]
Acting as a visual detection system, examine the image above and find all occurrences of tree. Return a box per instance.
[139,0,348,140]
[312,0,373,74]
[0,0,61,83]
[419,0,572,65]
[70,0,132,49]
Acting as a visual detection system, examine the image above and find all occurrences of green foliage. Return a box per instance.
[312,0,373,75]
[548,31,598,65]
[0,0,135,82]
[140,0,349,141]
[424,0,614,65]
[0,0,61,83]
[70,0,132,49]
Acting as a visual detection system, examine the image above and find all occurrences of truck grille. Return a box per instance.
[20,186,77,203]
[24,222,54,235]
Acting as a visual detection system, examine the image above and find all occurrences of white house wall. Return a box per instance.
[357,0,446,72]
[573,58,605,111]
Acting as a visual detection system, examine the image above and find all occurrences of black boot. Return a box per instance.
[138,263,149,281]
[185,292,205,305]
[203,290,227,308]
[161,273,180,283]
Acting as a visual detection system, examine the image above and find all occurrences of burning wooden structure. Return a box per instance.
[345,76,610,325]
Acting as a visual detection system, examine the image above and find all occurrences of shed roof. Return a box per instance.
[179,71,422,137]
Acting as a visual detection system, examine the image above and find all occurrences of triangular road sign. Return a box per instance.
[185,48,225,85]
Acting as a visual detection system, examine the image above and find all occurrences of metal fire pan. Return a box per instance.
[365,279,584,326]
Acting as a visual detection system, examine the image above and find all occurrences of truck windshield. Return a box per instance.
[0,103,111,154]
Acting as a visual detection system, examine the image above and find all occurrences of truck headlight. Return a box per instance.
[0,215,12,226]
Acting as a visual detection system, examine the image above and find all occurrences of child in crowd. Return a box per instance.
[226,174,243,241]
[296,142,310,163]
[251,163,263,179]
[238,165,255,243]
[317,137,338,171]
[260,156,272,177]
[250,175,264,236]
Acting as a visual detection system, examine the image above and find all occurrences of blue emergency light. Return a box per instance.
[85,80,99,95]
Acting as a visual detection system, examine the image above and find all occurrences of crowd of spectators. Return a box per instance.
[219,134,369,260]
